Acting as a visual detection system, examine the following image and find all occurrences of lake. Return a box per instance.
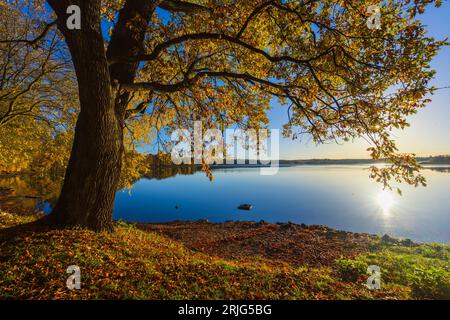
[113,165,450,243]
[1,165,449,243]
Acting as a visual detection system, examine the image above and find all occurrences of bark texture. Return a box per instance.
[45,0,156,231]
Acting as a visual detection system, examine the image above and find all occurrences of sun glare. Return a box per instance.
[377,190,394,215]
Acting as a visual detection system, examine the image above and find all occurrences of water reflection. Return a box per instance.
[427,167,450,173]
[0,174,62,212]
[0,165,197,213]
[1,165,450,242]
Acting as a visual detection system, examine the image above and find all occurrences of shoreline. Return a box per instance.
[136,218,442,246]
[135,219,417,267]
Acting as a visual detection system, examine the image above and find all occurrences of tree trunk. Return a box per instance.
[44,0,156,231]
[47,93,124,232]
[45,0,124,231]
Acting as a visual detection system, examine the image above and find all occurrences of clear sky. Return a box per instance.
[269,2,450,159]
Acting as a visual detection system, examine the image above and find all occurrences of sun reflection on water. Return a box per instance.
[377,190,395,215]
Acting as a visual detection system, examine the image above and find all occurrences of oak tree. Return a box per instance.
[2,0,446,231]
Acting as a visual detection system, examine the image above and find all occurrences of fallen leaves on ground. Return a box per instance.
[0,212,448,300]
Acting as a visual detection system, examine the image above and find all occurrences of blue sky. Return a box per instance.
[270,2,450,159]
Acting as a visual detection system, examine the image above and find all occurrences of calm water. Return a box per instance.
[114,165,450,243]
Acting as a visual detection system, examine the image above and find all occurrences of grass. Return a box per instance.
[338,241,450,299]
[0,212,449,300]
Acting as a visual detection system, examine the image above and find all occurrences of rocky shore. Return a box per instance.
[137,220,389,267]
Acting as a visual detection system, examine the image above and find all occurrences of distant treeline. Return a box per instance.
[279,159,379,165]
[419,155,450,164]
[210,156,450,167]
[142,153,198,180]
[279,155,450,165]
[139,154,450,172]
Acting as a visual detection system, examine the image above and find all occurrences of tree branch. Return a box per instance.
[109,32,336,66]
[236,0,274,39]
[158,0,212,14]
[0,20,57,46]
[121,70,300,93]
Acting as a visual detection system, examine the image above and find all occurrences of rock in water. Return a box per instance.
[238,204,252,211]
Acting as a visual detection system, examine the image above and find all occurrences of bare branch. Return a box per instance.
[0,20,57,46]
